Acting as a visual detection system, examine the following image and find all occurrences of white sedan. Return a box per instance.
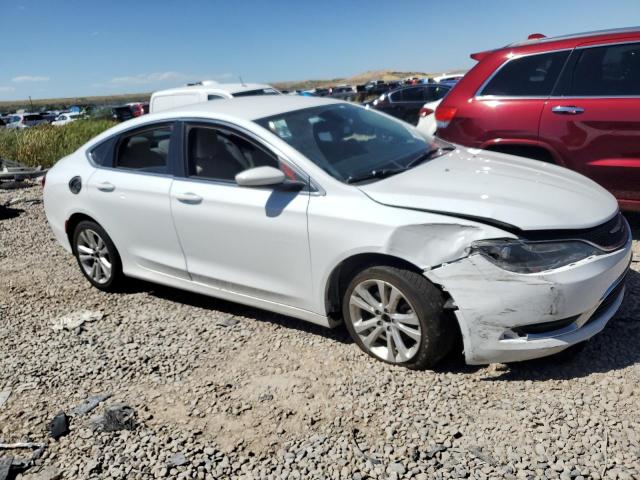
[415,98,442,138]
[43,96,631,368]
[52,112,82,126]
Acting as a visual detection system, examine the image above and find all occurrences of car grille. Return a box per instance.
[522,212,629,252]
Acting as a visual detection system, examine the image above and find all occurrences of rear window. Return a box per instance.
[480,50,569,97]
[233,88,279,98]
[24,114,43,121]
[567,42,640,96]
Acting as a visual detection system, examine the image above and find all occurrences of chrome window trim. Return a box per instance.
[474,48,573,99]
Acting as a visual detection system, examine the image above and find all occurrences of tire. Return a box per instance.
[72,220,124,292]
[342,266,455,370]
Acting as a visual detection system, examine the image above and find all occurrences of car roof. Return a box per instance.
[138,95,343,124]
[507,26,640,47]
[152,82,276,96]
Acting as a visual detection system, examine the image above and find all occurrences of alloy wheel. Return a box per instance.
[76,228,112,285]
[348,279,422,363]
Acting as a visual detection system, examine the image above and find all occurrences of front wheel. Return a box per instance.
[72,220,124,292]
[342,266,455,369]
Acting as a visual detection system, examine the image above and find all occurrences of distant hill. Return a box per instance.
[0,69,466,111]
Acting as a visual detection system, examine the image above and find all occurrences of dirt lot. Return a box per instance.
[1,184,639,480]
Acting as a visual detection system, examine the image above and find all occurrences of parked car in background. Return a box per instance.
[150,81,280,113]
[52,112,83,126]
[435,27,640,211]
[370,84,451,124]
[364,80,389,96]
[42,96,631,369]
[5,113,47,129]
[127,103,148,118]
[430,72,466,83]
[415,80,460,137]
[328,85,356,100]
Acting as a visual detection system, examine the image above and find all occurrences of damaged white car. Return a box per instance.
[43,96,632,369]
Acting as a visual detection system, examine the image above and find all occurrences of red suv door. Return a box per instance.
[539,40,640,209]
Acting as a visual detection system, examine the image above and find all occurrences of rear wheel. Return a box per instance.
[342,266,455,369]
[73,221,124,291]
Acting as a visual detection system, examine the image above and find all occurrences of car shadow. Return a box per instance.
[0,205,23,220]
[624,211,640,240]
[480,268,640,381]
[128,265,640,379]
[137,280,353,345]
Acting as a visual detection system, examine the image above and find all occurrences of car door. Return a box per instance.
[170,122,314,310]
[539,40,640,204]
[86,121,189,279]
[471,50,570,147]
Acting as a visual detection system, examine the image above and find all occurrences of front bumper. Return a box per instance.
[425,236,632,365]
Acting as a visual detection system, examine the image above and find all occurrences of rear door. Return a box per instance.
[87,122,189,279]
[539,40,640,204]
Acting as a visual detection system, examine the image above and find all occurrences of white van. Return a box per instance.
[149,81,280,113]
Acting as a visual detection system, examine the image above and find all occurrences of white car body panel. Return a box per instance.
[415,99,441,137]
[43,96,632,364]
[150,82,280,113]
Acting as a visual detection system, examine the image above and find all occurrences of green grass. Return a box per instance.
[0,119,116,168]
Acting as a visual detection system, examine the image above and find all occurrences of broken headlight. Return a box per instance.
[470,239,602,273]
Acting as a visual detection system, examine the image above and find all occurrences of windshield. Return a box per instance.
[256,103,450,183]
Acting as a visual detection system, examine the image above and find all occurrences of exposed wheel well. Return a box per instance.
[324,253,425,320]
[485,144,556,164]
[65,213,99,249]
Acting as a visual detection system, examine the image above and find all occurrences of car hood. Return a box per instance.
[359,147,619,231]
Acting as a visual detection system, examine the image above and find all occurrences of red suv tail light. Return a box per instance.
[435,106,457,129]
[419,107,434,118]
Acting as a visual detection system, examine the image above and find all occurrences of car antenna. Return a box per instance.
[239,76,246,86]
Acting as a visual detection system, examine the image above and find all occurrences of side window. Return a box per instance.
[90,138,115,166]
[207,94,224,100]
[480,51,570,97]
[568,42,640,96]
[402,87,424,102]
[115,125,172,173]
[187,126,279,182]
[389,90,402,102]
[426,86,449,101]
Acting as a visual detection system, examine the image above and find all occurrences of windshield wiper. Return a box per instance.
[345,168,405,184]
[405,146,456,170]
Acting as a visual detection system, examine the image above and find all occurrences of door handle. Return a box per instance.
[175,192,203,204]
[96,182,115,192]
[552,105,584,115]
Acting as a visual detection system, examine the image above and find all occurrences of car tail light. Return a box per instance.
[419,107,434,118]
[435,106,457,129]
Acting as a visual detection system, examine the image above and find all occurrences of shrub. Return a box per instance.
[0,119,116,168]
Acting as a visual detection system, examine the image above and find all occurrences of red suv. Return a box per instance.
[436,27,640,211]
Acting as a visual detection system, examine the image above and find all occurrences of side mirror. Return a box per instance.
[235,166,286,187]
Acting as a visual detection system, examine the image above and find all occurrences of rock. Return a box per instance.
[216,316,239,328]
[50,310,103,331]
[48,412,70,440]
[388,462,406,475]
[0,389,10,408]
[70,393,112,416]
[167,452,188,467]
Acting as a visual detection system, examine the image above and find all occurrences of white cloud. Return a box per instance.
[0,86,15,92]
[109,71,188,86]
[12,75,50,83]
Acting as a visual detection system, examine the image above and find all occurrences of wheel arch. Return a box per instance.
[65,212,102,252]
[480,139,562,165]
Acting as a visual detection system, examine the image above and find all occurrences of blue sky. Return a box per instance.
[1,0,638,100]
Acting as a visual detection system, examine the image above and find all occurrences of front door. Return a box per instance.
[170,123,314,310]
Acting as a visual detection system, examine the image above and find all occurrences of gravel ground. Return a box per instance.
[1,184,640,480]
